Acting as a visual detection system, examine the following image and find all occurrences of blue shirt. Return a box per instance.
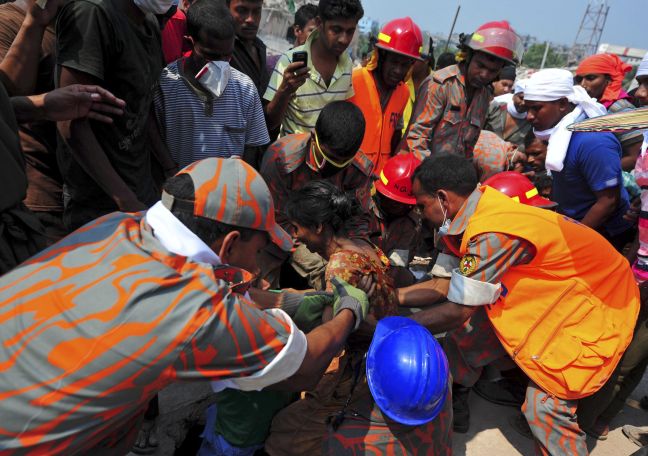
[552,132,631,236]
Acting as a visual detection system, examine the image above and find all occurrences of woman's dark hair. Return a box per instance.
[315,101,366,159]
[163,174,257,246]
[412,154,478,197]
[318,0,364,23]
[285,180,361,234]
[187,0,235,41]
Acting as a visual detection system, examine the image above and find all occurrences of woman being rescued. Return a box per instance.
[263,179,452,456]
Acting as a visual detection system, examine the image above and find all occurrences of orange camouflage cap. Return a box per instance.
[161,157,293,251]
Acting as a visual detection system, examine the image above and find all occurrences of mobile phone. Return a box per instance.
[292,51,308,67]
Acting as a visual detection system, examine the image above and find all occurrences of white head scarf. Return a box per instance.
[638,52,648,78]
[524,69,606,172]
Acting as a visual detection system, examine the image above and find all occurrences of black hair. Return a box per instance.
[499,64,516,81]
[187,0,235,41]
[318,0,364,22]
[286,4,318,43]
[533,172,553,192]
[435,52,456,70]
[225,0,262,5]
[315,101,365,158]
[162,174,257,246]
[523,130,546,148]
[285,180,361,235]
[412,154,478,197]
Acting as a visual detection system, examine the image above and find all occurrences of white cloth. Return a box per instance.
[146,201,221,266]
[513,78,527,95]
[493,93,513,104]
[637,52,648,78]
[524,69,606,172]
[507,98,527,119]
[197,61,232,98]
[210,309,308,392]
[133,0,174,14]
[447,269,501,306]
[146,201,309,391]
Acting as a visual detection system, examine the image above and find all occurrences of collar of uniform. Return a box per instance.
[446,186,483,236]
[296,30,352,87]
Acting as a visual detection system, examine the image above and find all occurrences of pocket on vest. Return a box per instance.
[519,279,614,393]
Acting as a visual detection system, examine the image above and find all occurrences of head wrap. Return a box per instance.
[638,52,648,78]
[513,79,526,95]
[524,68,606,172]
[576,54,632,104]
[499,65,516,81]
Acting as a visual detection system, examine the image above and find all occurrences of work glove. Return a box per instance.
[330,277,370,331]
[280,291,333,332]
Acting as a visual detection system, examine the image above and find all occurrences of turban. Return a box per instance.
[576,54,632,104]
[525,69,606,172]
[513,79,526,95]
[638,52,648,78]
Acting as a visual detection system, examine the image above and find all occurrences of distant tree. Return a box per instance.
[522,43,567,69]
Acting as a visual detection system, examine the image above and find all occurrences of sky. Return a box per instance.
[362,0,645,50]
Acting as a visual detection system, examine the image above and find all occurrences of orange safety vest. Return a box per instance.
[349,67,409,173]
[460,187,640,400]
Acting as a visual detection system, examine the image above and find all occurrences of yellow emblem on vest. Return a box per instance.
[459,255,479,276]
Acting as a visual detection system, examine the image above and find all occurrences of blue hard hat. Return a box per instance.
[366,316,449,426]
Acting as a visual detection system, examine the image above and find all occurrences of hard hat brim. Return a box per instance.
[375,43,424,62]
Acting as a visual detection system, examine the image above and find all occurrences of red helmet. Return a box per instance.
[374,154,422,205]
[483,172,556,208]
[376,17,424,61]
[467,20,523,65]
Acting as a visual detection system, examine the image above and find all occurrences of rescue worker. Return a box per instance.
[0,157,370,454]
[484,79,532,152]
[348,17,423,173]
[370,153,423,286]
[402,154,639,454]
[399,20,523,159]
[259,101,373,290]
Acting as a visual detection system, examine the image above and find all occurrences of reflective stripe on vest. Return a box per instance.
[461,187,639,399]
[349,67,409,173]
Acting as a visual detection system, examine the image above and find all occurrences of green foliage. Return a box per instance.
[522,43,567,69]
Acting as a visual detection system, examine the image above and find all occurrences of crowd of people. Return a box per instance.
[0,0,647,454]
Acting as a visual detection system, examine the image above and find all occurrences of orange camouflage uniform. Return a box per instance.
[401,64,491,160]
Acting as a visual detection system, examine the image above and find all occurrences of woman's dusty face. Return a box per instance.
[289,221,327,257]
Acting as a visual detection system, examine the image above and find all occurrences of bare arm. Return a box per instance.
[0,0,62,95]
[58,67,145,211]
[410,300,477,334]
[269,309,355,391]
[397,277,450,308]
[580,187,619,230]
[264,61,308,131]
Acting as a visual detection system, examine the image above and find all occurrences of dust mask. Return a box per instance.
[196,61,231,98]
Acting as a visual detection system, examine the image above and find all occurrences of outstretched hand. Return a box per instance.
[42,84,126,123]
[331,277,370,330]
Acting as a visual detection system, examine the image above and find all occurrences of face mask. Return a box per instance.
[311,133,355,169]
[434,195,451,245]
[196,61,231,98]
[133,0,175,15]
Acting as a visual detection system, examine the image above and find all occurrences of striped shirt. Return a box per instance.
[154,59,269,168]
[263,30,354,136]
